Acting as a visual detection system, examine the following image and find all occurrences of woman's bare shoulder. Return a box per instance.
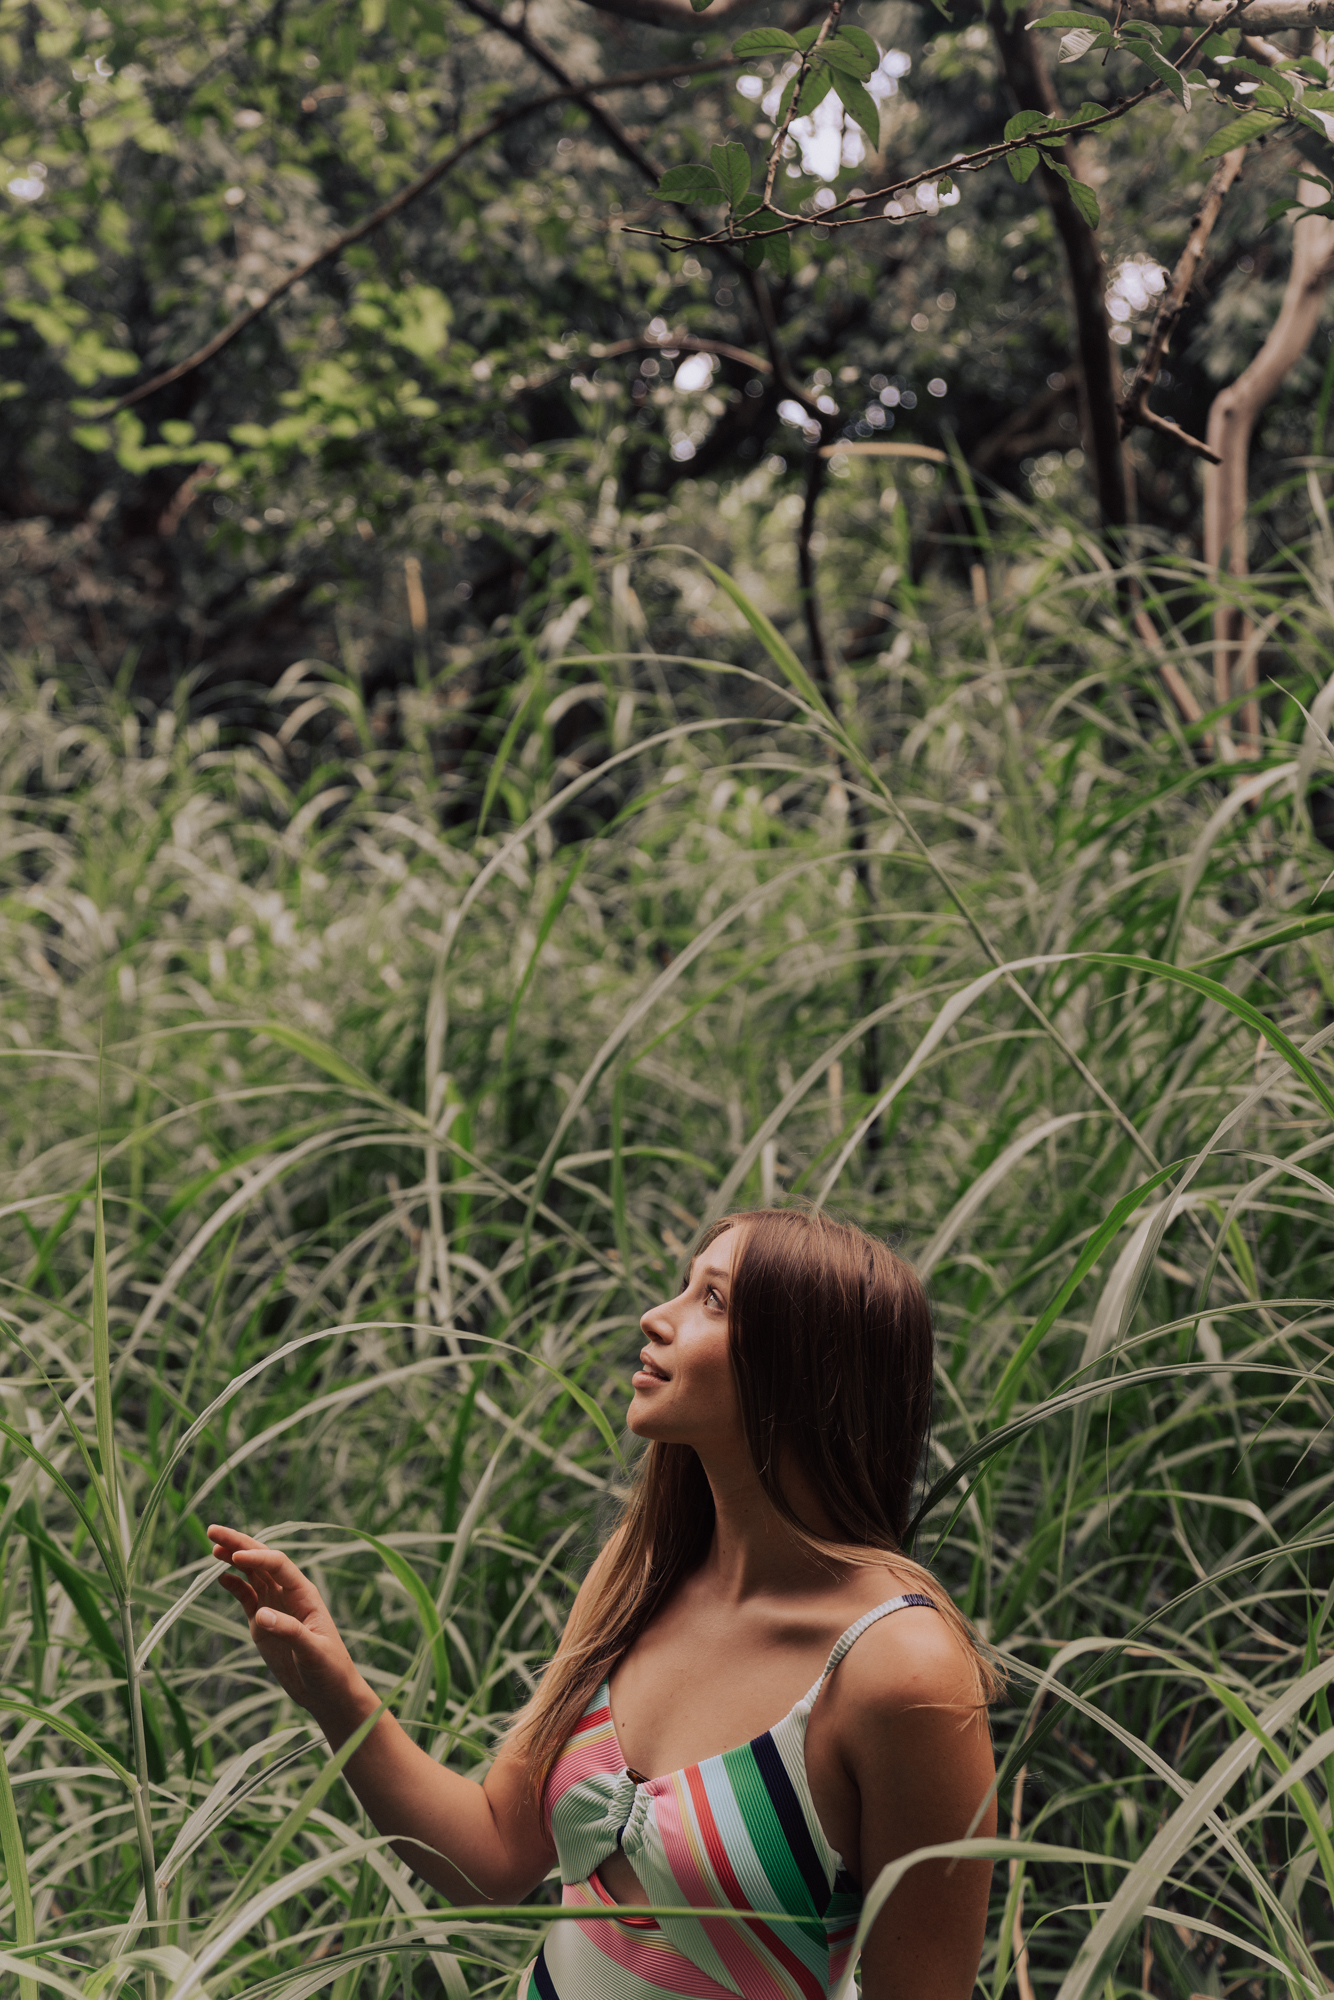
[830,1595,984,1721]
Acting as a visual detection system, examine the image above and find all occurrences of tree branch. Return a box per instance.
[94,57,737,413]
[1205,179,1334,756]
[460,0,665,182]
[1118,146,1246,465]
[1076,0,1334,26]
[796,435,883,1149]
[991,1,1129,531]
[464,0,816,409]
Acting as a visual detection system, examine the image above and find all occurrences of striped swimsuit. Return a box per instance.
[522,1592,936,2000]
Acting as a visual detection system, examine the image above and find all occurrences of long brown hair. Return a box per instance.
[509,1206,1002,1801]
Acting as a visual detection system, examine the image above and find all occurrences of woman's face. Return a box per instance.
[628,1227,743,1453]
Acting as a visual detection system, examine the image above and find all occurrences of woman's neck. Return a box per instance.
[694,1443,844,1605]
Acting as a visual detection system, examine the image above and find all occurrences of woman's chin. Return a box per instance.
[626,1393,671,1439]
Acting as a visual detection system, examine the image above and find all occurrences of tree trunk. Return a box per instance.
[1204,179,1334,759]
[990,3,1129,533]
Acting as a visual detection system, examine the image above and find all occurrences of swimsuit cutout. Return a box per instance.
[521,1592,937,2000]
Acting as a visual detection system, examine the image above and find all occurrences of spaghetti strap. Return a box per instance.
[805,1591,938,1704]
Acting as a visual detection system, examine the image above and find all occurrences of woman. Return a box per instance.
[209,1206,1002,1999]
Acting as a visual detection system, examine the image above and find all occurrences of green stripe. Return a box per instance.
[720,1744,826,1944]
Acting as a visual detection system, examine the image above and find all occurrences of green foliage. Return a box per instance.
[2,490,1334,1994]
[4,0,1334,653]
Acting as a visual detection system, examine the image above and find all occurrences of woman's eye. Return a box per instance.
[705,1286,723,1308]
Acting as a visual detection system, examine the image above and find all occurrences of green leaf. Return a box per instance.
[1045,155,1102,223]
[765,230,791,278]
[988,1158,1185,1422]
[1084,951,1334,1123]
[521,1352,627,1468]
[1228,56,1294,99]
[1004,108,1055,140]
[151,1659,196,1782]
[832,67,882,145]
[777,73,800,123]
[795,63,835,115]
[823,35,878,81]
[833,25,880,69]
[710,141,751,207]
[1059,28,1107,62]
[743,238,766,269]
[353,1530,451,1723]
[1134,45,1187,102]
[91,1156,122,1573]
[23,1523,123,1674]
[656,163,725,201]
[251,1022,382,1097]
[0,1742,38,2000]
[1199,109,1282,156]
[1027,8,1109,24]
[689,0,712,13]
[732,27,800,55]
[1008,145,1041,181]
[792,24,822,49]
[0,1695,134,1787]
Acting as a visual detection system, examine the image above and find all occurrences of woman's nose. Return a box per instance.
[639,1299,672,1340]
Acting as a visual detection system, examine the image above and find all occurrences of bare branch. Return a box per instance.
[1118,146,1246,463]
[1205,181,1334,755]
[1131,405,1223,459]
[1071,0,1334,27]
[460,0,664,182]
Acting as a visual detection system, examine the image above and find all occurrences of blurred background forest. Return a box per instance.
[4,0,1334,1997]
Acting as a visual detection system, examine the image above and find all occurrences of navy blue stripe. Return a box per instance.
[899,1593,935,1611]
[530,1944,560,2000]
[750,1729,830,1916]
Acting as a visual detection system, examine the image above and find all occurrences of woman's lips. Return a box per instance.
[633,1354,669,1385]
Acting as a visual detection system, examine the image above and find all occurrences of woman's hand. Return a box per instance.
[208,1524,371,1731]
[208,1523,554,1908]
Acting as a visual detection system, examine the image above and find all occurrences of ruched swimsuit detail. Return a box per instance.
[521,1592,937,2000]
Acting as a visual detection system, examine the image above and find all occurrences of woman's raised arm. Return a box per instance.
[208,1524,556,1905]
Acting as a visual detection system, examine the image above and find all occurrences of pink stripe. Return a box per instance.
[559,1882,738,1998]
[655,1775,795,2000]
[544,1724,621,1810]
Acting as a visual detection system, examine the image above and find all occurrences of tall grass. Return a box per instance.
[2,494,1334,2000]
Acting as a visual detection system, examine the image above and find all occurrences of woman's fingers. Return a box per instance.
[209,1530,320,1609]
[207,1523,263,1555]
[215,1570,260,1617]
[254,1605,310,1641]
